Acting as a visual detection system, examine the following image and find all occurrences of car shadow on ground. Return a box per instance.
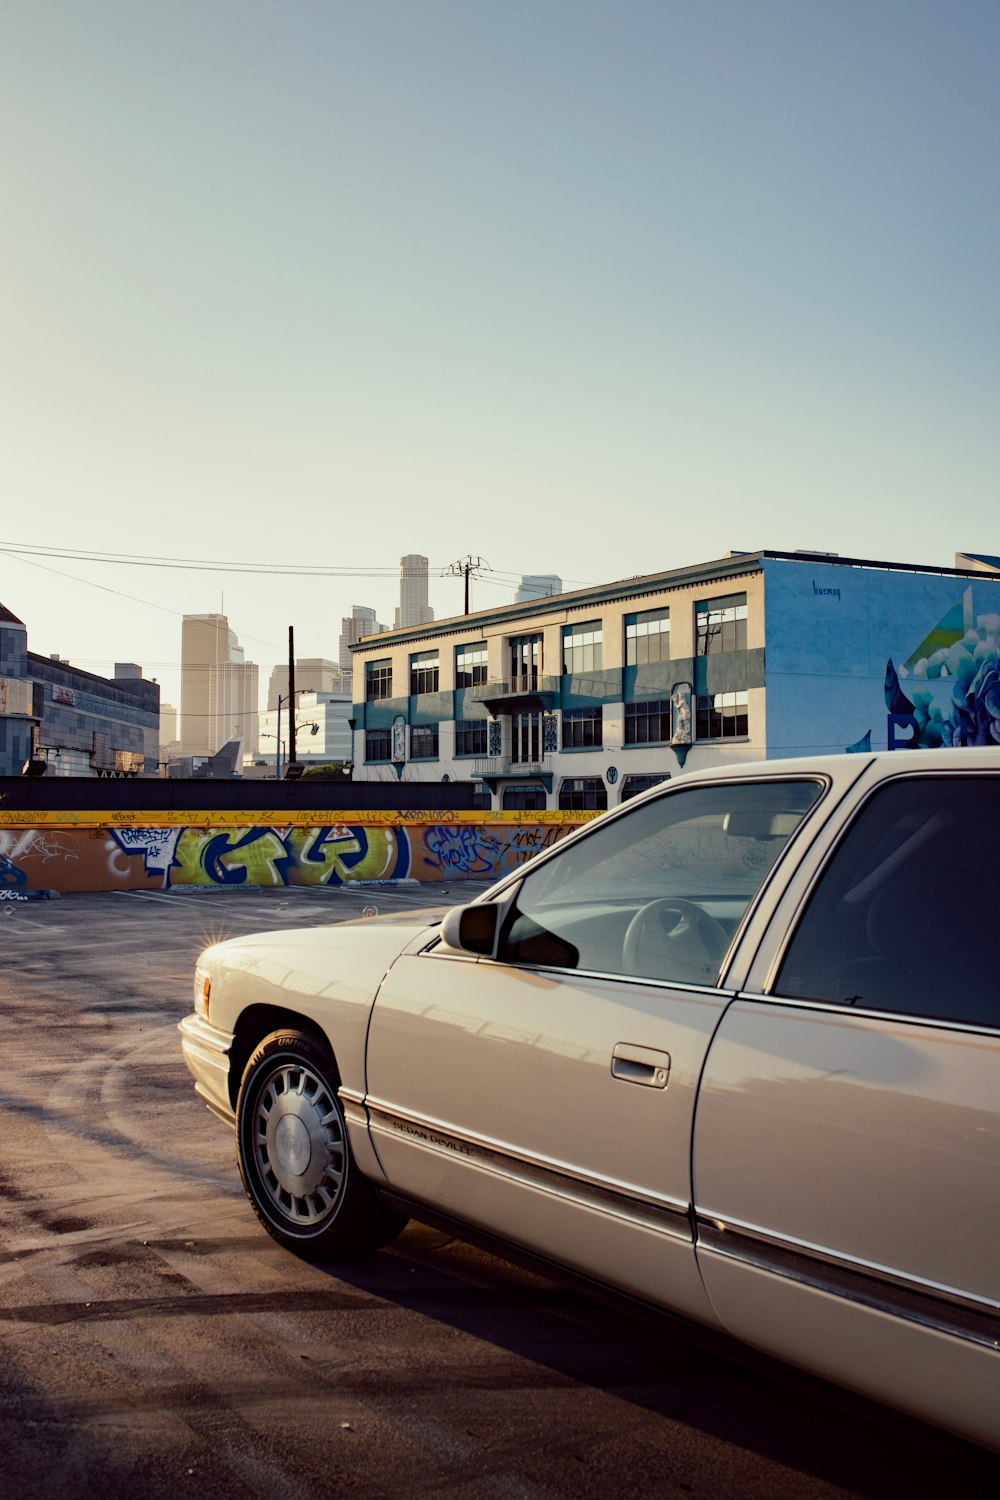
[325,1220,1000,1500]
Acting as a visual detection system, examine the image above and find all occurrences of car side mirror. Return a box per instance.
[440,902,500,957]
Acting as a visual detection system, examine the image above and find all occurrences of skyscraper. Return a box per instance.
[267,659,344,709]
[180,614,259,756]
[394,554,434,628]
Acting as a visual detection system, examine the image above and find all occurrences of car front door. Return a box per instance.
[364,776,825,1322]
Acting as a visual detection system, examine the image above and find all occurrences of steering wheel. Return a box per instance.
[622,898,729,985]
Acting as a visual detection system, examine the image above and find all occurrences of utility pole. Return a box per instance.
[287,625,296,768]
[446,556,489,614]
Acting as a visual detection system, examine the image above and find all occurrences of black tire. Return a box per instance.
[235,1029,406,1260]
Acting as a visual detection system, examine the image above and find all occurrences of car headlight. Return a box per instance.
[194,967,212,1019]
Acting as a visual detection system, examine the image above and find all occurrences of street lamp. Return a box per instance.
[272,696,321,779]
[260,733,286,772]
[274,689,312,780]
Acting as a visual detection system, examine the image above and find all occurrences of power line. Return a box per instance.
[5,550,189,616]
[3,551,285,652]
[3,541,596,589]
[1,544,400,578]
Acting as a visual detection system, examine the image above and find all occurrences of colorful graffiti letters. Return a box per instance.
[3,818,584,894]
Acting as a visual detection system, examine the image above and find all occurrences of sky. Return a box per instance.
[1,0,998,715]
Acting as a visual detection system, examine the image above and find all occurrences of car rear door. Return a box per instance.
[692,763,1000,1450]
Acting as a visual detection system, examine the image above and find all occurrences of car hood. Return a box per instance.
[204,908,443,971]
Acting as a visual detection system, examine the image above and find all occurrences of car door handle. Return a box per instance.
[611,1043,671,1089]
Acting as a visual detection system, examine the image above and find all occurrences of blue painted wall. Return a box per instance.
[763,559,1000,755]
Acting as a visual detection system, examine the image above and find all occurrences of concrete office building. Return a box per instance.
[514,574,562,604]
[348,548,1000,811]
[0,601,159,776]
[160,702,178,746]
[180,614,258,757]
[267,659,344,709]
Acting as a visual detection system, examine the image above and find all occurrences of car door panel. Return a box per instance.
[365,951,728,1322]
[699,1250,1000,1451]
[692,1001,1000,1449]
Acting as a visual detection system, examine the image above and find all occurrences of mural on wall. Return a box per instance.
[0,819,577,893]
[0,829,81,887]
[105,824,411,888]
[884,590,1000,750]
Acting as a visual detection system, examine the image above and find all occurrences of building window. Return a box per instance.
[562,621,602,675]
[409,651,439,695]
[624,699,671,745]
[365,727,391,761]
[510,634,542,688]
[625,608,670,665]
[366,660,393,701]
[455,719,488,756]
[558,777,608,811]
[455,642,488,688]
[696,691,749,739]
[503,785,547,810]
[696,594,747,655]
[471,787,493,810]
[562,706,603,749]
[410,724,439,759]
[620,773,671,802]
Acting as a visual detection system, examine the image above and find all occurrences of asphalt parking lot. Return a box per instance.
[0,886,997,1500]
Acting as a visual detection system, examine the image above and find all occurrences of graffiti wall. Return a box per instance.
[763,560,1000,756]
[0,815,586,894]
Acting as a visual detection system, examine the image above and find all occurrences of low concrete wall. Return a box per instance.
[0,810,598,893]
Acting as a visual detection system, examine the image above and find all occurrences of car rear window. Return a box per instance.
[775,774,1000,1029]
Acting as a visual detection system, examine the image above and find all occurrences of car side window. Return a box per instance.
[497,779,822,986]
[775,775,1000,1029]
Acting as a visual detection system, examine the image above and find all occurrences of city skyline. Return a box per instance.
[2,3,998,713]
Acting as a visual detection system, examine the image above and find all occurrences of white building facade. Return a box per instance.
[349,548,1000,811]
[258,691,353,777]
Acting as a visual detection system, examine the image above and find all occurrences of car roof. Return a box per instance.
[667,745,1000,787]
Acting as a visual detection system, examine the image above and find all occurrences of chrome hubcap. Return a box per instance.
[252,1059,346,1227]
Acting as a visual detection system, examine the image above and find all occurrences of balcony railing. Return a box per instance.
[469,675,560,702]
[472,756,551,778]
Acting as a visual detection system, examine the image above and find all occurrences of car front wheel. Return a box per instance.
[236,1029,405,1260]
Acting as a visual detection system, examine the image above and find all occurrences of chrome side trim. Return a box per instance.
[366,1101,692,1241]
[697,1216,1000,1351]
[417,946,482,962]
[471,956,736,998]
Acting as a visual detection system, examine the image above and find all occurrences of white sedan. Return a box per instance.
[180,747,1000,1453]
